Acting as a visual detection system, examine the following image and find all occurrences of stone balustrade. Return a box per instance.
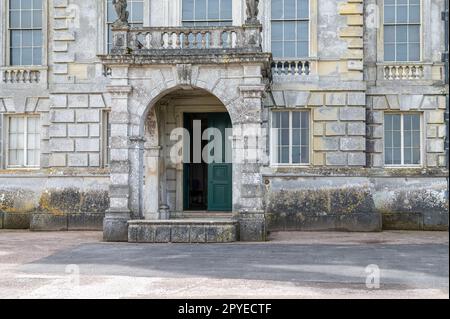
[1,66,45,84]
[271,59,315,77]
[110,25,263,54]
[382,63,425,80]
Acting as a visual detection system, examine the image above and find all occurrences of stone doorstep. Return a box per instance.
[128,219,239,243]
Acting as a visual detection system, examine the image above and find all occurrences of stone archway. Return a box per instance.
[141,88,233,220]
[103,63,269,242]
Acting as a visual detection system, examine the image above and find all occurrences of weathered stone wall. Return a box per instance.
[0,173,109,230]
[264,173,448,232]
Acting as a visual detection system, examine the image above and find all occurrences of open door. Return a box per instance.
[207,113,232,211]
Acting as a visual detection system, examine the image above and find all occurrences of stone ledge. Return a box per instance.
[128,219,238,243]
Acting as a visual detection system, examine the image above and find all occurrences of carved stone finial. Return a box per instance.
[112,0,129,28]
[245,0,260,25]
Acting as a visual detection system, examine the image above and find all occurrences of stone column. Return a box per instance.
[129,135,145,219]
[234,84,267,241]
[103,82,133,242]
[143,145,161,219]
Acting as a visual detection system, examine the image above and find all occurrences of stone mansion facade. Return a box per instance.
[0,0,448,242]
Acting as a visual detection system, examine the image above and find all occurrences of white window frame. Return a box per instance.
[378,0,423,63]
[4,114,41,169]
[269,0,311,59]
[181,0,233,26]
[101,109,111,168]
[3,0,47,67]
[270,109,311,166]
[383,112,423,167]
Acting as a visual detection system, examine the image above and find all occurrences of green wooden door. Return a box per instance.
[207,113,232,211]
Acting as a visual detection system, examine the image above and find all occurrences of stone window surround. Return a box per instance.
[0,0,48,68]
[269,108,312,167]
[97,0,317,57]
[3,113,41,169]
[382,110,425,168]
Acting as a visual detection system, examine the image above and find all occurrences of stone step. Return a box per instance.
[171,211,233,219]
[128,219,238,243]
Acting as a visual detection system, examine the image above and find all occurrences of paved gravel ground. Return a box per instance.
[0,230,448,299]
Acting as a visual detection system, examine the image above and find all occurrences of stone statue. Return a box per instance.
[245,0,260,24]
[112,0,129,27]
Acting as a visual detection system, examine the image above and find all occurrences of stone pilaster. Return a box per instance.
[235,84,267,241]
[103,84,133,242]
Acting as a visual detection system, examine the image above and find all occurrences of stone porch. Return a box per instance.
[101,23,271,242]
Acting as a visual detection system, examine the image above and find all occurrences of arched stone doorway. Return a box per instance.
[103,62,270,242]
[142,88,233,220]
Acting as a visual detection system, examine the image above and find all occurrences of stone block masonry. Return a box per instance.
[311,92,366,167]
[48,94,107,168]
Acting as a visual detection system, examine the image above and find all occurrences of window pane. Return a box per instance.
[208,0,220,19]
[195,0,206,20]
[271,22,283,41]
[10,0,20,10]
[22,0,32,9]
[22,48,32,65]
[131,2,143,22]
[384,44,395,61]
[271,0,283,19]
[412,148,420,164]
[21,10,32,28]
[384,6,395,23]
[281,147,289,163]
[393,147,401,164]
[297,0,309,19]
[396,25,407,42]
[284,22,295,41]
[285,0,296,19]
[33,10,42,28]
[409,25,420,43]
[284,42,295,57]
[409,4,420,23]
[385,114,401,165]
[107,0,118,22]
[22,31,32,46]
[396,43,408,61]
[221,0,232,20]
[408,43,420,61]
[292,146,300,163]
[33,0,42,10]
[33,30,42,46]
[183,0,194,20]
[11,31,21,47]
[397,5,408,23]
